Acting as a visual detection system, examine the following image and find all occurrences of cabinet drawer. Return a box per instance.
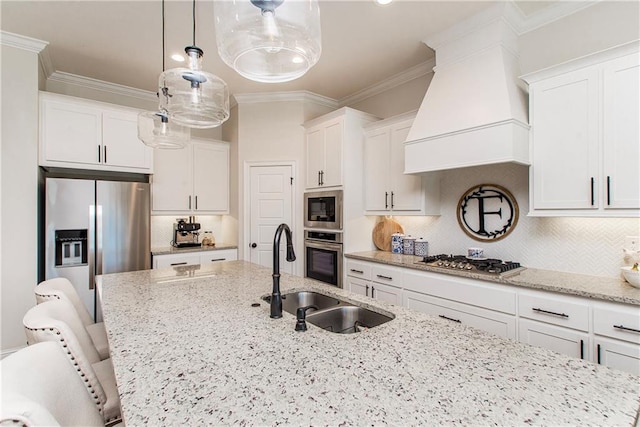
[371,264,402,285]
[518,291,589,331]
[404,290,516,340]
[404,271,516,315]
[199,249,237,264]
[154,254,201,269]
[593,302,640,344]
[346,260,372,280]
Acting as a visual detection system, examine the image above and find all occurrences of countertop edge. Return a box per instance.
[151,245,238,256]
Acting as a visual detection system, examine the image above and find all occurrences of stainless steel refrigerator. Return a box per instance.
[44,177,150,320]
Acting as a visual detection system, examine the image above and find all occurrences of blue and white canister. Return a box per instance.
[403,236,416,255]
[414,238,429,256]
[391,233,404,254]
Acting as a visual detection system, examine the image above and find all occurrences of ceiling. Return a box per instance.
[1,1,552,101]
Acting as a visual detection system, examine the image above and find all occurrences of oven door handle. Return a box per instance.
[304,240,343,252]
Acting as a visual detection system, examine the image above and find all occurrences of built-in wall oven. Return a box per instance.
[304,230,343,288]
[304,190,343,230]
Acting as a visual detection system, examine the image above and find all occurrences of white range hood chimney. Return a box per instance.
[405,3,530,173]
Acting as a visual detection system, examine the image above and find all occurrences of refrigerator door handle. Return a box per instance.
[95,205,103,282]
[89,205,96,290]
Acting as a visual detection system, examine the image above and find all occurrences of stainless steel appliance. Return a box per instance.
[304,190,343,230]
[416,254,524,277]
[304,230,343,288]
[44,177,150,320]
[172,218,201,248]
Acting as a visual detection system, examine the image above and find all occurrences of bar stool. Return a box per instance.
[22,299,121,424]
[35,277,110,360]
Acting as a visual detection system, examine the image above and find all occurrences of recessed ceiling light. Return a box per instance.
[374,0,393,5]
[171,54,185,62]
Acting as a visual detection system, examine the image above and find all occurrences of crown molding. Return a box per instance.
[515,1,601,35]
[338,59,435,107]
[232,91,339,109]
[47,71,157,102]
[0,31,48,53]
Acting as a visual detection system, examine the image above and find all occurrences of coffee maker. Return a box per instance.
[172,217,201,248]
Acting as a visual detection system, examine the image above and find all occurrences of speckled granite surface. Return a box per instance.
[151,244,238,256]
[346,251,640,306]
[99,261,640,426]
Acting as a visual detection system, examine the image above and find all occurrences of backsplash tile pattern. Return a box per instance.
[391,163,640,279]
[151,216,225,248]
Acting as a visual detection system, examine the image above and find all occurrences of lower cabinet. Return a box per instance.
[518,318,589,360]
[593,336,640,376]
[153,249,238,269]
[592,301,640,375]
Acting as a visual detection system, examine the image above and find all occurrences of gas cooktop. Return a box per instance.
[416,254,524,277]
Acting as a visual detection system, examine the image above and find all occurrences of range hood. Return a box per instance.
[404,4,530,174]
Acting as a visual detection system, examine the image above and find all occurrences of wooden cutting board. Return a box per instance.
[372,217,404,251]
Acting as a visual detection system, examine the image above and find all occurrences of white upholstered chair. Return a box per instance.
[22,299,121,424]
[34,277,110,360]
[1,341,105,426]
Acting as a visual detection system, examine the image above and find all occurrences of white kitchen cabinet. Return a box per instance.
[593,336,640,376]
[363,113,440,215]
[345,259,402,304]
[199,249,237,264]
[523,44,639,217]
[404,290,517,340]
[153,249,238,269]
[591,301,640,375]
[39,92,153,173]
[519,318,589,360]
[304,108,379,189]
[152,139,229,214]
[518,290,589,332]
[346,276,370,297]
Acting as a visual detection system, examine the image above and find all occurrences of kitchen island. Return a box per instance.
[99,261,640,426]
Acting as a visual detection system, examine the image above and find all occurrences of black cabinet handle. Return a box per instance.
[391,191,394,209]
[209,258,226,262]
[606,176,611,206]
[170,262,188,266]
[597,344,601,364]
[98,145,101,162]
[365,285,369,297]
[104,146,107,163]
[439,314,461,323]
[320,170,324,186]
[318,171,321,186]
[350,269,364,274]
[385,192,388,209]
[376,274,393,280]
[590,177,595,206]
[580,339,584,359]
[532,307,569,318]
[613,324,640,334]
[195,195,198,210]
[371,286,375,298]
[188,196,192,210]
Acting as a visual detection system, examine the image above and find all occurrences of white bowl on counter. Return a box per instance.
[621,266,640,288]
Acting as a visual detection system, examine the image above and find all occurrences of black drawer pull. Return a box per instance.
[532,307,568,318]
[590,177,595,206]
[170,262,188,266]
[439,315,461,323]
[376,274,392,280]
[580,339,584,359]
[606,175,611,206]
[350,269,364,274]
[210,258,226,262]
[613,324,640,334]
[371,286,375,298]
[365,285,369,297]
[597,344,601,364]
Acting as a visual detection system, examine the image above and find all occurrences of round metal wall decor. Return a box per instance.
[457,184,519,242]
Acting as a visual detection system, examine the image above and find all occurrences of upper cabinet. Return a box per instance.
[363,112,440,215]
[523,43,639,217]
[304,108,378,190]
[151,139,229,215]
[39,92,153,173]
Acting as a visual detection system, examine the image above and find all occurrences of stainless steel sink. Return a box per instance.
[262,291,341,316]
[306,306,394,334]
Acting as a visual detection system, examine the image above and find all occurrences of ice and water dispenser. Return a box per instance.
[54,229,88,267]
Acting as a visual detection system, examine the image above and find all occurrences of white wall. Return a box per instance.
[1,44,40,355]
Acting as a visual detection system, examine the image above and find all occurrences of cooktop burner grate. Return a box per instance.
[417,254,524,276]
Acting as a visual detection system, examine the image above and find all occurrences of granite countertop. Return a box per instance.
[346,251,640,306]
[151,244,238,256]
[99,261,640,426]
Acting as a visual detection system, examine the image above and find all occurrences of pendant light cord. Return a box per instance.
[192,0,196,46]
[162,0,166,71]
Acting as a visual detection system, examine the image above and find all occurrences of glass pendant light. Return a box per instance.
[213,0,321,83]
[138,0,190,149]
[160,0,229,128]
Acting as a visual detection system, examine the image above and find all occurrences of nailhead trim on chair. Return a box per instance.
[34,292,61,301]
[24,326,104,412]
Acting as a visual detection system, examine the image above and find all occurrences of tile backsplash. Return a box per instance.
[151,215,235,249]
[388,163,640,279]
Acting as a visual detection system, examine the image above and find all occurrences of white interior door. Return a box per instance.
[249,165,294,274]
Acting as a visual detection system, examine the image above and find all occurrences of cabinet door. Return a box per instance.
[151,146,192,212]
[389,122,423,212]
[199,249,237,264]
[40,97,101,166]
[530,68,599,210]
[321,119,343,187]
[519,318,589,360]
[102,110,153,171]
[371,282,402,305]
[192,142,229,213]
[602,53,640,209]
[594,336,640,376]
[153,253,201,269]
[363,129,390,211]
[305,128,325,188]
[346,276,370,297]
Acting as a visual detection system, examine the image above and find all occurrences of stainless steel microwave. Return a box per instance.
[304,190,343,230]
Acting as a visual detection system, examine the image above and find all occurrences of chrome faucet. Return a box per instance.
[270,223,296,319]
